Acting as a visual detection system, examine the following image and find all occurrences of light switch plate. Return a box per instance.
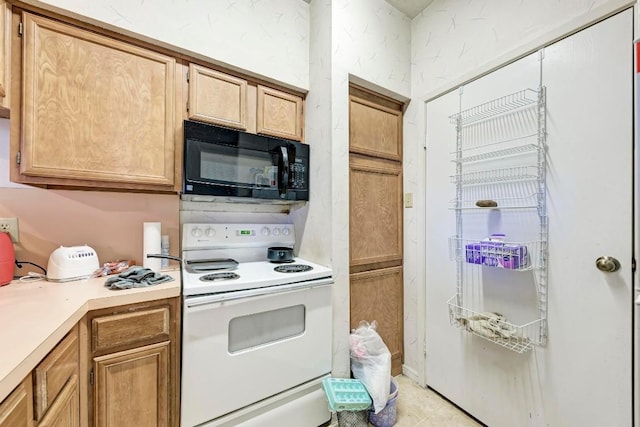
[404,193,413,208]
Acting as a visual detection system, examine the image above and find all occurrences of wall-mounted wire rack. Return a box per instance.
[447,86,548,353]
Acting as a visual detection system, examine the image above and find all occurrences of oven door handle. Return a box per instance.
[185,278,333,309]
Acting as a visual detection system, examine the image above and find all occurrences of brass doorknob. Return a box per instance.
[595,256,621,272]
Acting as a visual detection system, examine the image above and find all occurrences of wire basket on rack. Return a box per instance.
[447,295,542,353]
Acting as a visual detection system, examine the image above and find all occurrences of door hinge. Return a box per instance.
[632,257,636,273]
[89,369,94,386]
[16,151,21,165]
[18,22,23,37]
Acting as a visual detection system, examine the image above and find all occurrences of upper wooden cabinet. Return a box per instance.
[186,64,305,142]
[11,12,178,191]
[0,0,9,117]
[188,63,248,130]
[349,87,402,161]
[256,85,303,141]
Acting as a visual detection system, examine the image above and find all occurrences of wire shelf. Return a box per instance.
[453,142,540,164]
[449,89,539,126]
[449,193,541,210]
[449,236,542,271]
[450,165,540,186]
[447,296,542,353]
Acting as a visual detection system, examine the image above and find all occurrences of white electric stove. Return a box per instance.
[180,223,333,427]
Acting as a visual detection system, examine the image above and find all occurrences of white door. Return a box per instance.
[425,10,633,427]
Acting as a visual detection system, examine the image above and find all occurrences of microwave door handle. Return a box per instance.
[279,146,289,198]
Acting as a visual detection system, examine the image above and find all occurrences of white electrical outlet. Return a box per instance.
[0,218,19,243]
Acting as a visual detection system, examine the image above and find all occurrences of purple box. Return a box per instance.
[465,243,482,264]
[465,241,529,269]
[498,244,529,269]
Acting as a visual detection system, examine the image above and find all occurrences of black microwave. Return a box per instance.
[182,120,309,201]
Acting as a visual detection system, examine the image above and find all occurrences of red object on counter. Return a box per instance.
[0,232,14,286]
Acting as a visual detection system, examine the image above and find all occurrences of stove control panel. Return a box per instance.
[183,223,295,249]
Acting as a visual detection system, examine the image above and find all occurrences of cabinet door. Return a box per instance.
[34,325,78,421]
[349,155,403,269]
[188,63,248,130]
[350,267,404,376]
[36,375,79,427]
[256,85,303,141]
[19,13,175,187]
[93,342,170,427]
[349,88,402,161]
[0,376,33,427]
[0,0,9,116]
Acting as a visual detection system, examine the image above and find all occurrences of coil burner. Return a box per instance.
[200,272,240,282]
[274,264,314,273]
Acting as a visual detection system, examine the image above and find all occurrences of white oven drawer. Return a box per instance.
[181,282,333,427]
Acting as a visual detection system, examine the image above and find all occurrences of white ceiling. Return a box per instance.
[384,0,434,18]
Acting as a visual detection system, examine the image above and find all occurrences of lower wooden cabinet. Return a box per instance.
[36,375,79,427]
[33,326,79,421]
[0,376,33,427]
[86,298,180,427]
[93,342,170,427]
[0,297,180,427]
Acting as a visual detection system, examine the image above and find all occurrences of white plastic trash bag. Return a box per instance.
[349,320,391,414]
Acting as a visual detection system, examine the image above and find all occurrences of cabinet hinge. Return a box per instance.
[16,151,21,165]
[186,70,190,83]
[89,369,94,386]
[18,22,23,37]
[632,257,636,273]
[186,99,189,112]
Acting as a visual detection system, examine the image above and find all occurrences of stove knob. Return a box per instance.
[273,227,281,236]
[261,227,271,236]
[282,227,291,236]
[204,227,216,237]
[191,227,203,238]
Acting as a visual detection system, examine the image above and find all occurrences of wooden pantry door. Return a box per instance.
[349,84,404,376]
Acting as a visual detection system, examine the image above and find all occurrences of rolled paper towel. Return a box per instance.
[143,222,162,271]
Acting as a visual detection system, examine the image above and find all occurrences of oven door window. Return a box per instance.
[188,140,278,189]
[228,304,305,353]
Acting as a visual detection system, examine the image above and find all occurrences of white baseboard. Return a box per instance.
[401,365,420,383]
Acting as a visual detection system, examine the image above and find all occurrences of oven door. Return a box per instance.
[181,281,332,427]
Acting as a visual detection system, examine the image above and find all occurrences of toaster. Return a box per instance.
[47,245,99,282]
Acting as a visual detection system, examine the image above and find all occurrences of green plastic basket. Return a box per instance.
[322,378,372,412]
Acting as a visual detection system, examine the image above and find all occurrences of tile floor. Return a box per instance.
[331,375,483,427]
[392,376,483,427]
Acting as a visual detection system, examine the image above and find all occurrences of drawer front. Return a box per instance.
[34,325,79,421]
[92,307,170,352]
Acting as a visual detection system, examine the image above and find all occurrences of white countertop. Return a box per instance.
[0,269,181,402]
